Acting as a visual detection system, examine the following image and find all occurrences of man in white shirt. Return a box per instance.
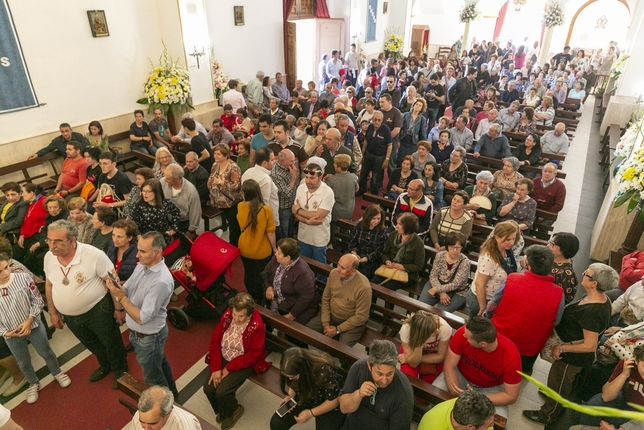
[497,102,521,131]
[292,162,335,266]
[241,147,279,228]
[345,44,360,86]
[221,79,246,113]
[326,50,342,86]
[162,163,202,238]
[475,109,501,141]
[271,72,290,105]
[44,220,128,387]
[131,385,202,430]
[171,113,207,146]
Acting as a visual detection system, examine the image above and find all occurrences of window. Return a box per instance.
[366,0,378,42]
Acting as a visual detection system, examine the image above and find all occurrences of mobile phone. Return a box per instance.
[276,399,297,417]
[107,272,119,286]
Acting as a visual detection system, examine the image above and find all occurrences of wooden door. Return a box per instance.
[286,22,297,90]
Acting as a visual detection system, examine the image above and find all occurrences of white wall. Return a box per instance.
[203,0,283,85]
[0,0,184,143]
[347,0,411,59]
[179,0,215,105]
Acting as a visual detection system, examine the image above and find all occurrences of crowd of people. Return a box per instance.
[0,36,637,430]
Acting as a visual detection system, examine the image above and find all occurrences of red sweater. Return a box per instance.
[492,271,563,356]
[19,196,48,239]
[531,176,566,213]
[620,251,644,291]
[208,308,270,374]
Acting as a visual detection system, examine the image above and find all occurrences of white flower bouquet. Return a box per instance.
[459,3,481,23]
[542,2,565,27]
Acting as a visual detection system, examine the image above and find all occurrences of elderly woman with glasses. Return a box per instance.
[524,264,618,426]
[440,147,469,191]
[270,348,345,430]
[204,293,270,430]
[491,157,524,199]
[152,147,175,180]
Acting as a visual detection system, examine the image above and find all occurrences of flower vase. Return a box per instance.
[166,110,178,136]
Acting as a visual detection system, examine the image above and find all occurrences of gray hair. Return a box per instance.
[339,95,350,106]
[336,114,350,124]
[510,101,521,108]
[180,112,194,120]
[452,391,495,427]
[489,123,502,134]
[185,151,199,161]
[138,385,174,417]
[256,70,265,78]
[48,219,78,240]
[140,231,167,250]
[270,97,280,104]
[476,170,494,184]
[277,149,294,162]
[309,90,318,96]
[452,146,467,158]
[326,128,341,140]
[588,263,618,292]
[505,156,520,171]
[165,163,184,179]
[368,340,398,367]
[372,110,384,119]
[543,162,557,172]
[286,115,296,123]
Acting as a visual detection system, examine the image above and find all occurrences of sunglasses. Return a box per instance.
[303,169,322,176]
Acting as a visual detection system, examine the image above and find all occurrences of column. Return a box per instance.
[539,26,553,66]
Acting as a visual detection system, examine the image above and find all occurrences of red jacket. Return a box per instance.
[208,308,270,374]
[492,271,563,356]
[19,195,48,239]
[620,251,644,291]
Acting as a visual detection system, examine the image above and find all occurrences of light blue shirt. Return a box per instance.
[123,259,173,334]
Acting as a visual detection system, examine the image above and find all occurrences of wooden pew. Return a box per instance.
[298,257,507,429]
[465,154,566,180]
[116,373,220,430]
[0,153,60,191]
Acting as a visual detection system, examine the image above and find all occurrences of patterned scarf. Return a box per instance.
[270,258,299,313]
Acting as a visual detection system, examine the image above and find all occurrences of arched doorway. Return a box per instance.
[566,0,630,48]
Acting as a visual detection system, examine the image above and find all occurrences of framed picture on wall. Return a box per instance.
[234,6,244,26]
[87,10,109,37]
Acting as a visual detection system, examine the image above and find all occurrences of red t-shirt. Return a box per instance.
[61,157,88,190]
[610,360,644,406]
[450,326,522,387]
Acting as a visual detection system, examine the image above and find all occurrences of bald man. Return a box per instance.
[306,253,372,346]
[391,178,434,238]
[540,123,569,156]
[317,128,355,177]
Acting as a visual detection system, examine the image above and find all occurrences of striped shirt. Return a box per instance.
[0,273,44,337]
[132,407,202,430]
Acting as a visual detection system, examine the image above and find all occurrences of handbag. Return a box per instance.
[375,265,408,284]
[540,330,583,364]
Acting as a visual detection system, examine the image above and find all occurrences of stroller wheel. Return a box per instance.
[168,307,190,330]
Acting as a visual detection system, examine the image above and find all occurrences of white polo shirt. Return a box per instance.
[44,242,115,316]
[295,182,335,247]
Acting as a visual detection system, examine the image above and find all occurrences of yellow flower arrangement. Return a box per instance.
[136,43,193,114]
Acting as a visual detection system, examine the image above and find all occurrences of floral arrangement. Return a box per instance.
[611,53,630,81]
[614,141,644,219]
[211,53,229,100]
[459,3,481,23]
[542,2,565,27]
[383,28,404,58]
[136,43,192,114]
[614,117,643,160]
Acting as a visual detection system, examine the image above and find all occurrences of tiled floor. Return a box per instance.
[5,96,606,430]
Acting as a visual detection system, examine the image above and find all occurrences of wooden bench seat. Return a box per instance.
[0,152,60,191]
[465,154,567,180]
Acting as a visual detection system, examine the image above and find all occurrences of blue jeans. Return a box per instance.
[425,108,439,130]
[433,366,509,418]
[419,281,467,312]
[131,144,158,156]
[278,208,293,240]
[359,153,386,194]
[5,323,62,385]
[298,241,327,282]
[465,288,481,318]
[579,392,630,427]
[129,325,177,394]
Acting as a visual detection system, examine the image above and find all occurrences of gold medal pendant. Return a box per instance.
[62,277,70,286]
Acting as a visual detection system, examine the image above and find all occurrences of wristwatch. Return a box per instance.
[336,328,341,336]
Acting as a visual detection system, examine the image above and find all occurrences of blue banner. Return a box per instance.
[0,0,38,113]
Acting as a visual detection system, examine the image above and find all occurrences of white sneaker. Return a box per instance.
[54,372,71,388]
[26,383,39,404]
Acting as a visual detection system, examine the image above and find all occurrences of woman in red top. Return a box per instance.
[204,293,270,430]
[220,104,241,133]
[12,184,47,264]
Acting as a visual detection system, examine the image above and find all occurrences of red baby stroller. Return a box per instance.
[164,231,240,330]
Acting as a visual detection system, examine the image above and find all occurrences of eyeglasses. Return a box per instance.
[449,245,463,250]
[141,189,154,194]
[387,81,395,84]
[582,270,595,281]
[370,387,378,405]
[45,238,69,246]
[303,169,321,176]
[547,239,556,246]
